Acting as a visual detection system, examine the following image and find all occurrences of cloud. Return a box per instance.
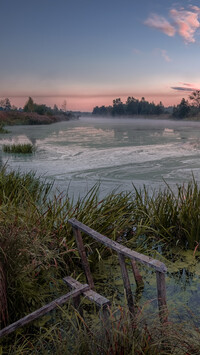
[170,8,200,43]
[144,14,176,36]
[161,49,172,62]
[144,5,200,43]
[179,82,195,87]
[171,86,197,91]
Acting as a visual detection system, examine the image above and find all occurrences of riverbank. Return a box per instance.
[0,111,79,125]
[0,168,200,353]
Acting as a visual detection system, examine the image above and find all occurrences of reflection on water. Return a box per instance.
[94,253,200,323]
[1,116,200,199]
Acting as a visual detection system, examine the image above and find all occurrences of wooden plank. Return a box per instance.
[63,276,111,308]
[131,260,144,288]
[156,271,168,323]
[69,218,167,273]
[118,253,135,315]
[73,227,95,289]
[0,284,89,338]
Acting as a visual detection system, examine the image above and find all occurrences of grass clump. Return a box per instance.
[0,124,9,134]
[3,143,34,153]
[130,178,200,250]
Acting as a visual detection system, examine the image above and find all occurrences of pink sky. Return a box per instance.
[5,90,191,112]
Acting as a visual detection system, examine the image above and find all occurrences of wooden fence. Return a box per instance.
[0,217,168,338]
[69,218,168,322]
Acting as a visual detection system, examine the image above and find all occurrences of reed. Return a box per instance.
[0,168,200,353]
[2,305,200,354]
[3,143,34,153]
[130,178,200,250]
[0,124,9,134]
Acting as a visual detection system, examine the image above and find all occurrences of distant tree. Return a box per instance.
[155,101,165,115]
[125,97,139,115]
[189,90,200,108]
[61,100,67,112]
[24,97,35,112]
[173,98,191,118]
[53,104,59,113]
[112,98,125,115]
[0,98,11,111]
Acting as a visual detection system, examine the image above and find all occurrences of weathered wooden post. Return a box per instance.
[118,253,135,316]
[72,226,95,290]
[131,259,144,288]
[156,271,168,323]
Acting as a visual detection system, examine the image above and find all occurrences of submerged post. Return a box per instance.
[156,271,168,323]
[73,227,95,290]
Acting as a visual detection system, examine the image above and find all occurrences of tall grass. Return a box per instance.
[3,305,200,354]
[0,169,200,353]
[3,143,34,153]
[130,178,200,250]
[0,169,135,330]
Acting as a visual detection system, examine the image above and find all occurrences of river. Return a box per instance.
[1,116,200,200]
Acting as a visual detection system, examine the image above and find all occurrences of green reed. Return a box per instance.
[0,168,200,353]
[3,143,34,153]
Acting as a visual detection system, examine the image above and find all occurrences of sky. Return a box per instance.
[1,0,200,111]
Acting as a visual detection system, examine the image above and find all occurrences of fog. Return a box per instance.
[1,115,200,199]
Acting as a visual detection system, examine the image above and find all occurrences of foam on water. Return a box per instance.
[1,116,200,197]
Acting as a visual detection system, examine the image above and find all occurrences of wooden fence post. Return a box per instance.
[131,259,144,288]
[118,253,135,316]
[156,271,168,323]
[73,227,95,290]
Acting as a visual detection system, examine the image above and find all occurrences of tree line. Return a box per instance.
[93,97,165,116]
[93,91,200,119]
[0,97,67,115]
[172,91,200,119]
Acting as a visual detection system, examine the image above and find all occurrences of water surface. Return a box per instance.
[1,116,200,199]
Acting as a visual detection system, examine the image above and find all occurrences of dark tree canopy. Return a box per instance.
[92,97,165,116]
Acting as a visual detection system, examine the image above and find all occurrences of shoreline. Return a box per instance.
[0,111,79,126]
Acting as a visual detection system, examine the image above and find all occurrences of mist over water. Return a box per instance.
[1,116,200,199]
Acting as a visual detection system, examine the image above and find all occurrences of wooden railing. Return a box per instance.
[0,284,90,338]
[0,218,168,338]
[69,218,168,322]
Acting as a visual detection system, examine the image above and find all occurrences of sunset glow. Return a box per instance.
[1,0,200,111]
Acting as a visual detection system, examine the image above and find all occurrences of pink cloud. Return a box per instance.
[179,82,196,87]
[170,8,200,43]
[144,14,176,36]
[144,5,200,43]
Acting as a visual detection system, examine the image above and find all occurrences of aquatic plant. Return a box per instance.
[0,124,9,134]
[130,178,200,250]
[3,143,34,153]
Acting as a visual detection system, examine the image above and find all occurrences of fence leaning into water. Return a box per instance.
[68,218,168,323]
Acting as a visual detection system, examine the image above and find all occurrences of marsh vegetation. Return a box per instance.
[3,143,34,154]
[0,168,199,353]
